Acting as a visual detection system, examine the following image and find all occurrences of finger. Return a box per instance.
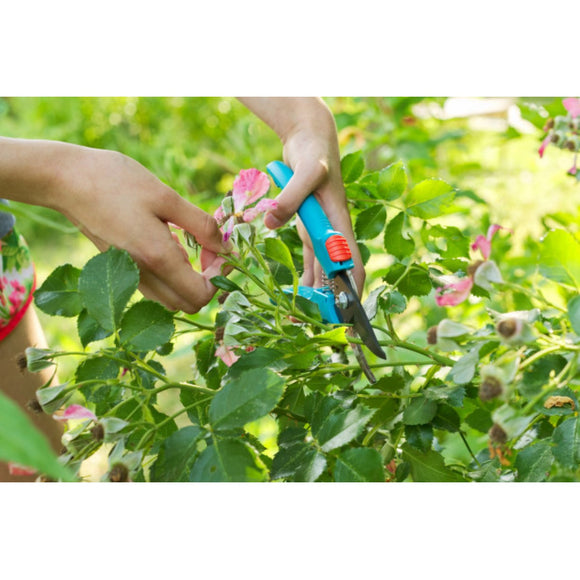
[201,250,233,286]
[263,159,328,229]
[157,190,233,255]
[132,220,223,313]
[200,247,234,279]
[301,235,315,287]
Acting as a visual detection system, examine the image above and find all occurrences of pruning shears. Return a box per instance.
[266,161,386,383]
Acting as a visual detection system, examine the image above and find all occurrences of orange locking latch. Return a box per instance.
[325,234,352,262]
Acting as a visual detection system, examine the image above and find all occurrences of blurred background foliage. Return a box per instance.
[1,95,577,384]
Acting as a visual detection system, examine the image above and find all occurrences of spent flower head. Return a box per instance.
[215,169,278,242]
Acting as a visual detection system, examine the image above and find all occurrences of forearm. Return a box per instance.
[237,97,336,142]
[0,137,78,209]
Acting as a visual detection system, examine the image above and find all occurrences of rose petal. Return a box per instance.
[255,198,279,213]
[216,343,240,367]
[471,235,492,260]
[435,277,474,307]
[538,134,551,158]
[563,97,580,119]
[214,206,226,223]
[54,404,97,422]
[222,217,234,243]
[232,169,270,212]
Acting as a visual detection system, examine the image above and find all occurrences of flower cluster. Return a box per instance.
[435,225,507,307]
[214,168,278,242]
[538,97,580,175]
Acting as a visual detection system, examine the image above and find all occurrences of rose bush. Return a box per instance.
[2,97,580,482]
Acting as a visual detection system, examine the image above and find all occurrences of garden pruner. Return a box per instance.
[266,161,386,383]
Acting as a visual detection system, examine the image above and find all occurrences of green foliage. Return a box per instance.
[5,96,580,482]
[0,391,75,481]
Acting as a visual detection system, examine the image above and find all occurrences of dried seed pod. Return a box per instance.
[489,423,508,445]
[25,398,43,414]
[16,353,28,372]
[91,423,105,441]
[496,318,519,339]
[109,463,130,482]
[543,118,555,132]
[215,326,225,342]
[479,376,504,401]
[427,326,438,345]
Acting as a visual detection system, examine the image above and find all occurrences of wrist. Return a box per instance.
[239,97,336,143]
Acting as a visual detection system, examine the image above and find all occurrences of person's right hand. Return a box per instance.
[51,145,232,313]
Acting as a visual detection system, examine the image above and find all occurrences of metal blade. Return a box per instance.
[334,271,387,360]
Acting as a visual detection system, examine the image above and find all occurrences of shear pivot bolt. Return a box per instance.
[336,292,351,309]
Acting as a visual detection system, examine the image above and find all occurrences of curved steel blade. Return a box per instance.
[334,272,387,360]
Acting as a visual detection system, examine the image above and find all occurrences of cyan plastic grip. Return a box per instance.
[266,161,355,278]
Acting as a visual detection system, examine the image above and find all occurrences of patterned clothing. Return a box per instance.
[0,204,36,341]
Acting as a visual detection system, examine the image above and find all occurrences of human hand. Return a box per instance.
[51,145,232,313]
[237,98,363,295]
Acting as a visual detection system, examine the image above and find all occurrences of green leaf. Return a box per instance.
[422,224,470,259]
[189,438,267,482]
[401,443,465,482]
[385,212,415,259]
[310,398,375,452]
[194,337,216,378]
[465,408,493,433]
[271,441,327,482]
[448,346,481,385]
[568,295,580,335]
[379,290,407,314]
[34,264,82,317]
[77,309,113,347]
[405,179,457,219]
[226,347,286,378]
[539,229,580,289]
[341,151,365,183]
[404,424,433,452]
[265,237,296,275]
[552,417,580,469]
[119,300,175,352]
[78,247,140,332]
[402,396,438,425]
[383,263,432,298]
[334,448,386,482]
[355,205,387,240]
[150,426,205,482]
[209,368,285,430]
[515,442,553,482]
[431,403,460,433]
[75,356,119,383]
[0,390,75,481]
[377,161,407,201]
[209,275,243,293]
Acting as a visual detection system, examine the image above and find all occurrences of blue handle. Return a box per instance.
[266,161,354,278]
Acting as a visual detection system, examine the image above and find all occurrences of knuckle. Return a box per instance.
[140,248,166,272]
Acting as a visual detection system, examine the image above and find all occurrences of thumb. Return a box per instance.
[264,160,328,229]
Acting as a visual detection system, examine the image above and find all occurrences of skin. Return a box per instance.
[0,97,362,480]
[239,97,365,295]
[0,308,63,482]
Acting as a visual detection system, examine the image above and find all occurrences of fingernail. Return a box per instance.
[264,212,283,230]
